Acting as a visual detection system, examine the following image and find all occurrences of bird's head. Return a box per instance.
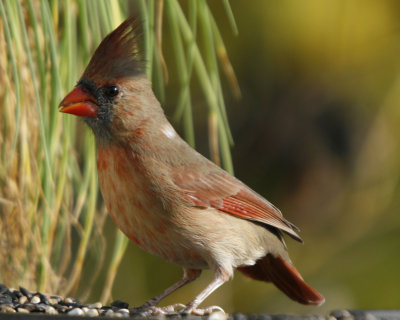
[59,17,154,143]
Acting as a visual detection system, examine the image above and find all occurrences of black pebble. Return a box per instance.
[9,290,21,301]
[19,286,32,297]
[234,313,248,320]
[50,295,62,303]
[257,315,273,320]
[0,284,8,295]
[38,292,50,305]
[53,304,68,312]
[30,303,48,312]
[22,304,37,312]
[111,300,129,309]
[0,295,12,305]
[59,300,75,307]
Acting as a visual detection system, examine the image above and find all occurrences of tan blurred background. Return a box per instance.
[84,0,400,314]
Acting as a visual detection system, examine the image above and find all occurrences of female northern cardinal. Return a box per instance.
[59,17,324,314]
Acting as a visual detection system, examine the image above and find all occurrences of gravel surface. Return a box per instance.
[0,284,135,318]
[1,284,400,319]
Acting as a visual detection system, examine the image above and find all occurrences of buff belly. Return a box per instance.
[96,145,208,269]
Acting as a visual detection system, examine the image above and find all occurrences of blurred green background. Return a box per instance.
[1,0,400,315]
[114,0,400,314]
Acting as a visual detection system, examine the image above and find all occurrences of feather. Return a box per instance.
[237,254,325,305]
[83,17,144,82]
[172,166,302,242]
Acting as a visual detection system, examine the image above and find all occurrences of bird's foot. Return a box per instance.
[130,303,186,316]
[130,304,225,316]
[181,305,226,316]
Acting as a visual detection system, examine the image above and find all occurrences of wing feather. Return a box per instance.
[173,166,301,242]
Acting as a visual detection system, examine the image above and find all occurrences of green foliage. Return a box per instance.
[0,0,237,302]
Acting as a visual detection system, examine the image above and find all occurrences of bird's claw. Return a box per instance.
[130,303,186,316]
[130,304,225,316]
[184,305,226,316]
[160,303,186,314]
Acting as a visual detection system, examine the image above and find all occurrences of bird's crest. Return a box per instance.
[83,17,144,82]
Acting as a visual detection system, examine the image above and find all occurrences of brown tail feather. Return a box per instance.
[237,254,324,305]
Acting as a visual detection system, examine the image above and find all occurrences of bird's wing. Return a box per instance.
[172,166,302,242]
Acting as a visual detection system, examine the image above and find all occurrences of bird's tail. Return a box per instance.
[237,254,324,305]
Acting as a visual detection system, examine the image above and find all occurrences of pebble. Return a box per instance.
[1,305,16,313]
[38,292,50,304]
[31,295,41,304]
[99,309,107,316]
[53,303,68,313]
[112,299,129,309]
[86,308,100,317]
[88,301,103,308]
[330,310,354,320]
[234,313,249,320]
[17,307,30,314]
[18,295,28,304]
[0,285,7,295]
[105,309,124,317]
[0,295,12,305]
[105,309,115,317]
[64,297,74,303]
[35,303,48,312]
[67,307,84,316]
[45,306,58,315]
[9,289,21,299]
[257,315,272,320]
[208,311,229,320]
[23,303,37,312]
[19,286,32,297]
[119,308,130,314]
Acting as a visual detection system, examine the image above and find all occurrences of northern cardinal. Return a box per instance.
[59,17,324,314]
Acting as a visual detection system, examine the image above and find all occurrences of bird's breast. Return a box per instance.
[96,144,207,268]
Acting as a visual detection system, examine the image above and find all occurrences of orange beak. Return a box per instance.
[59,87,98,118]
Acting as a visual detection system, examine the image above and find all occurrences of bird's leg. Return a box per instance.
[131,268,201,315]
[181,269,230,315]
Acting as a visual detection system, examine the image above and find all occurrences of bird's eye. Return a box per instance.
[103,85,119,98]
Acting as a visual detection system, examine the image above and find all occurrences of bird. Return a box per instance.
[59,17,324,314]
